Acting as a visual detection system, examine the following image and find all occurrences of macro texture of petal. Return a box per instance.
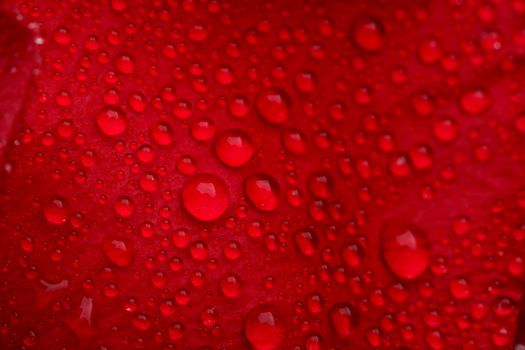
[0,1,525,349]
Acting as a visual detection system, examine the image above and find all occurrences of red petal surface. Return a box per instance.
[0,7,37,166]
[0,1,525,349]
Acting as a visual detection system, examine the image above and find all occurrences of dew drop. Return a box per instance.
[342,242,364,267]
[168,322,185,341]
[449,276,472,299]
[381,222,431,280]
[102,236,134,267]
[308,171,333,198]
[229,95,250,118]
[114,196,135,218]
[294,228,319,256]
[115,53,136,74]
[140,172,159,192]
[255,88,291,125]
[128,92,147,112]
[182,173,229,221]
[295,71,317,93]
[220,274,242,298]
[150,121,175,146]
[44,196,69,225]
[244,173,280,212]
[329,303,360,338]
[433,117,458,143]
[132,313,151,331]
[190,117,216,142]
[352,16,385,52]
[96,106,127,137]
[460,88,491,115]
[282,128,307,155]
[136,144,155,163]
[215,129,254,167]
[244,304,286,350]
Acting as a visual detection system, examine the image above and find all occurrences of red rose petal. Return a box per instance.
[0,10,37,167]
[0,1,525,349]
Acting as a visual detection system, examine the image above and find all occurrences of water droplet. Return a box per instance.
[342,242,364,267]
[132,313,151,330]
[190,117,216,142]
[136,144,155,163]
[220,274,242,298]
[255,88,291,125]
[200,306,218,327]
[433,117,458,143]
[244,173,280,211]
[329,303,359,338]
[128,92,147,112]
[352,16,385,52]
[229,95,250,118]
[308,171,333,198]
[306,293,325,314]
[114,196,135,218]
[449,276,471,299]
[190,240,208,261]
[168,322,185,341]
[245,304,285,350]
[53,26,71,45]
[115,53,136,74]
[22,330,38,347]
[96,106,127,137]
[295,71,317,93]
[215,129,254,167]
[282,128,307,155]
[44,196,69,225]
[294,228,319,256]
[460,88,491,115]
[409,144,433,170]
[381,222,431,280]
[140,172,159,192]
[182,173,229,221]
[418,37,442,64]
[102,236,134,267]
[150,121,175,146]
[305,333,323,350]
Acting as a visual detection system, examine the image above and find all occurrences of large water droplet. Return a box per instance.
[294,228,319,256]
[381,222,431,280]
[150,121,175,146]
[352,16,385,52]
[220,274,242,298]
[255,88,291,125]
[182,173,229,221]
[102,236,134,267]
[114,196,135,218]
[245,304,285,350]
[460,88,491,115]
[43,196,69,225]
[115,53,136,74]
[96,106,127,137]
[215,129,254,167]
[329,303,359,338]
